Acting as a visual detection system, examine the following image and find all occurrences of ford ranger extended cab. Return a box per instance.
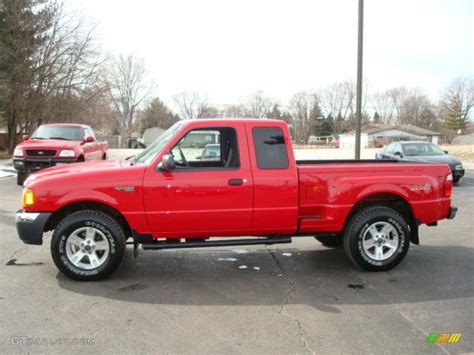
[15,119,457,281]
[13,123,108,185]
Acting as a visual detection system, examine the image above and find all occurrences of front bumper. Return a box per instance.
[13,158,77,173]
[447,206,458,220]
[15,210,52,245]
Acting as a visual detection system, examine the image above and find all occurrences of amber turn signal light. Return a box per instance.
[22,188,35,206]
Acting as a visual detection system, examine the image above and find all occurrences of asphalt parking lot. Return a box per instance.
[0,171,473,354]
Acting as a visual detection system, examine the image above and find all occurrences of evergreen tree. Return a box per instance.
[443,101,470,131]
[0,0,52,152]
[140,97,179,135]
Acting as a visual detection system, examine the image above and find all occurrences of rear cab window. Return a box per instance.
[252,127,289,169]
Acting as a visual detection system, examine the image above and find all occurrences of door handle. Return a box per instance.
[228,178,243,186]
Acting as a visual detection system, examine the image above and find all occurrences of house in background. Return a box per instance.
[338,124,442,148]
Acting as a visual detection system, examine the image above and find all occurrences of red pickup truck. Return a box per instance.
[15,119,457,281]
[13,123,108,185]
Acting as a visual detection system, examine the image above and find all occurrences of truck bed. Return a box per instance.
[296,159,398,165]
[296,161,452,233]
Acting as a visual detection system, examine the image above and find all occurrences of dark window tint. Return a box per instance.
[253,127,289,169]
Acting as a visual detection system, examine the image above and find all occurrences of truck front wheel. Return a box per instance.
[51,210,126,281]
[17,171,27,186]
[343,206,410,271]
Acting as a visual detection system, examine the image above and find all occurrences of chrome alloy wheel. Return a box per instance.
[65,227,110,270]
[362,221,399,261]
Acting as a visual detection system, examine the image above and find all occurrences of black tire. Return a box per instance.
[343,206,410,271]
[16,171,27,186]
[453,176,460,184]
[51,210,126,281]
[315,234,343,248]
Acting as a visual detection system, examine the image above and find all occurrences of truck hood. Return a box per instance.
[17,139,81,150]
[25,160,127,186]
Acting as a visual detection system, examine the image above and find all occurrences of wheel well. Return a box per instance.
[77,155,85,162]
[45,201,132,237]
[345,193,418,243]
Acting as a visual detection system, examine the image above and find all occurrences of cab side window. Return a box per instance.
[170,127,239,169]
[252,127,289,169]
[393,143,403,155]
[84,127,94,140]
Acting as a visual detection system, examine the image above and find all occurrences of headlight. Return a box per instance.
[22,188,35,206]
[13,147,24,157]
[59,149,75,157]
[455,164,463,170]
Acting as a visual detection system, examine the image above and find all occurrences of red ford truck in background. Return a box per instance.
[13,123,108,185]
[15,119,457,281]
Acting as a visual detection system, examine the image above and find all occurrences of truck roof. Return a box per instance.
[180,118,287,125]
[40,123,90,128]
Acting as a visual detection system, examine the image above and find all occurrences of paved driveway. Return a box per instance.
[0,172,473,354]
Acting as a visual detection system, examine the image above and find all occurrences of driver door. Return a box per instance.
[143,123,254,238]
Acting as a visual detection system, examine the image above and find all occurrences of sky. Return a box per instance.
[65,0,473,108]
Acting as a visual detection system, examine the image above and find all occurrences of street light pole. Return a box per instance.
[355,0,364,159]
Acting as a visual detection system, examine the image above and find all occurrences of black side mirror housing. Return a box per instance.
[158,154,176,171]
[444,150,448,154]
[394,151,403,157]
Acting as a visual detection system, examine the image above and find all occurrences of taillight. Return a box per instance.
[444,174,453,197]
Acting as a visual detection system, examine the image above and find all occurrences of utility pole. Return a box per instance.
[355,0,364,159]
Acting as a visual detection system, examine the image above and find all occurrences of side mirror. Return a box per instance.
[158,154,176,171]
[444,150,448,154]
[394,151,403,157]
[23,134,30,141]
[86,136,95,143]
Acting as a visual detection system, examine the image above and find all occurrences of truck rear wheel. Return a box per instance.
[343,206,410,271]
[51,210,126,281]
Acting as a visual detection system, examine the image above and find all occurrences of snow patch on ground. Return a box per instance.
[232,249,249,254]
[0,171,15,178]
[218,257,237,262]
[282,252,292,257]
[253,266,260,271]
[238,265,248,269]
[0,165,16,178]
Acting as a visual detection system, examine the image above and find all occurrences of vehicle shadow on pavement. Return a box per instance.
[56,244,474,312]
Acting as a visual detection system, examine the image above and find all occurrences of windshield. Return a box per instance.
[133,122,184,164]
[31,125,83,141]
[402,143,445,156]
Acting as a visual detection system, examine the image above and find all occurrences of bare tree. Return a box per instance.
[173,91,208,119]
[371,91,396,124]
[320,81,356,135]
[221,104,248,118]
[107,54,154,147]
[241,90,273,118]
[290,91,322,144]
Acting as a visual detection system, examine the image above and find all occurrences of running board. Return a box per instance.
[141,236,292,250]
